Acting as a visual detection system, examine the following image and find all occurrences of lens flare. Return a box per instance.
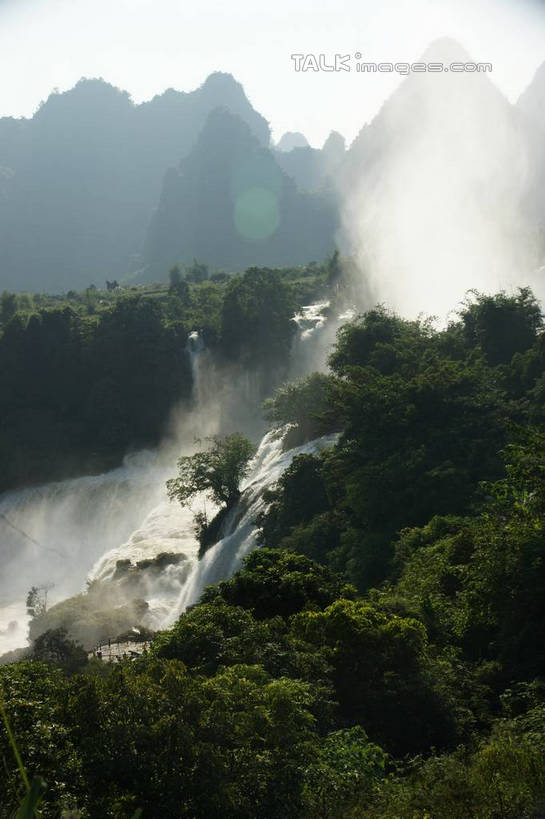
[233,186,280,241]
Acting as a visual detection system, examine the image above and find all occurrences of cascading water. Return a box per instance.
[0,302,351,654]
[0,450,170,654]
[87,494,204,629]
[170,427,339,620]
[289,301,355,379]
[0,330,219,655]
[186,330,217,417]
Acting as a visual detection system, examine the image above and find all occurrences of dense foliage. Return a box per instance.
[261,293,542,589]
[0,292,190,491]
[2,288,545,816]
[0,261,328,492]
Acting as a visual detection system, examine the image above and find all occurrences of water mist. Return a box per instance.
[338,39,543,320]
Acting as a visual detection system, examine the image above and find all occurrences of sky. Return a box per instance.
[0,0,544,146]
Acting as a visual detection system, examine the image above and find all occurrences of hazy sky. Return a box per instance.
[0,0,544,146]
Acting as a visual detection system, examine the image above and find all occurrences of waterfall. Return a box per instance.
[86,494,204,630]
[186,331,216,411]
[289,301,355,379]
[81,426,338,631]
[0,450,170,654]
[0,304,349,654]
[0,331,215,656]
[165,427,339,621]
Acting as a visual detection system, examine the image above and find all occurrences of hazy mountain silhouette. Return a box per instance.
[144,108,337,274]
[274,131,345,194]
[276,131,309,151]
[1,46,543,295]
[0,74,270,292]
[338,37,543,313]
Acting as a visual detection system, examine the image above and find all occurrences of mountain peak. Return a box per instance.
[322,130,345,154]
[190,106,258,158]
[276,132,309,152]
[196,73,270,146]
[419,37,473,64]
[199,72,245,100]
[34,77,132,121]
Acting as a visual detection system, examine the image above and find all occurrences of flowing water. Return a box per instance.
[0,303,350,654]
[0,451,170,653]
[170,427,338,619]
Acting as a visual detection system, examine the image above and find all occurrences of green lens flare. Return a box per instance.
[233,187,280,241]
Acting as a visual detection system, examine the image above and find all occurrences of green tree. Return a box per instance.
[152,599,270,668]
[460,288,542,366]
[263,372,336,445]
[293,599,458,754]
[258,456,331,551]
[167,433,255,510]
[202,548,355,619]
[0,291,17,324]
[184,259,209,284]
[304,726,386,818]
[393,428,545,680]
[221,267,297,367]
[31,628,87,675]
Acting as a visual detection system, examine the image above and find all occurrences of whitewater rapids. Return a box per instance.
[87,426,338,630]
[0,300,349,654]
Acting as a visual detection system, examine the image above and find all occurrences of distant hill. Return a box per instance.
[275,131,309,151]
[0,73,270,292]
[274,130,345,193]
[1,50,544,296]
[143,108,338,275]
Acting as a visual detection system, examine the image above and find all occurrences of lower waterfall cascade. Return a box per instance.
[0,301,351,655]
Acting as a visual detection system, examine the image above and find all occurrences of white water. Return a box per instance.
[0,450,168,591]
[0,303,345,653]
[0,451,171,652]
[289,301,356,379]
[169,427,339,620]
[0,603,27,655]
[87,497,203,629]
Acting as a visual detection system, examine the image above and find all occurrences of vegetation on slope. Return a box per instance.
[0,259,331,491]
[2,288,545,816]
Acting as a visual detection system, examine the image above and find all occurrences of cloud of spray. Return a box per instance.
[0,333,222,653]
[338,39,543,321]
[0,326,300,654]
[0,450,172,654]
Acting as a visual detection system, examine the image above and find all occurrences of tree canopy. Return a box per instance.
[4,288,545,815]
[167,434,256,509]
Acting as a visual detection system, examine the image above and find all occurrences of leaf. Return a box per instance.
[14,777,46,819]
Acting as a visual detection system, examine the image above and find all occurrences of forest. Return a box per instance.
[0,260,329,492]
[1,284,545,817]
